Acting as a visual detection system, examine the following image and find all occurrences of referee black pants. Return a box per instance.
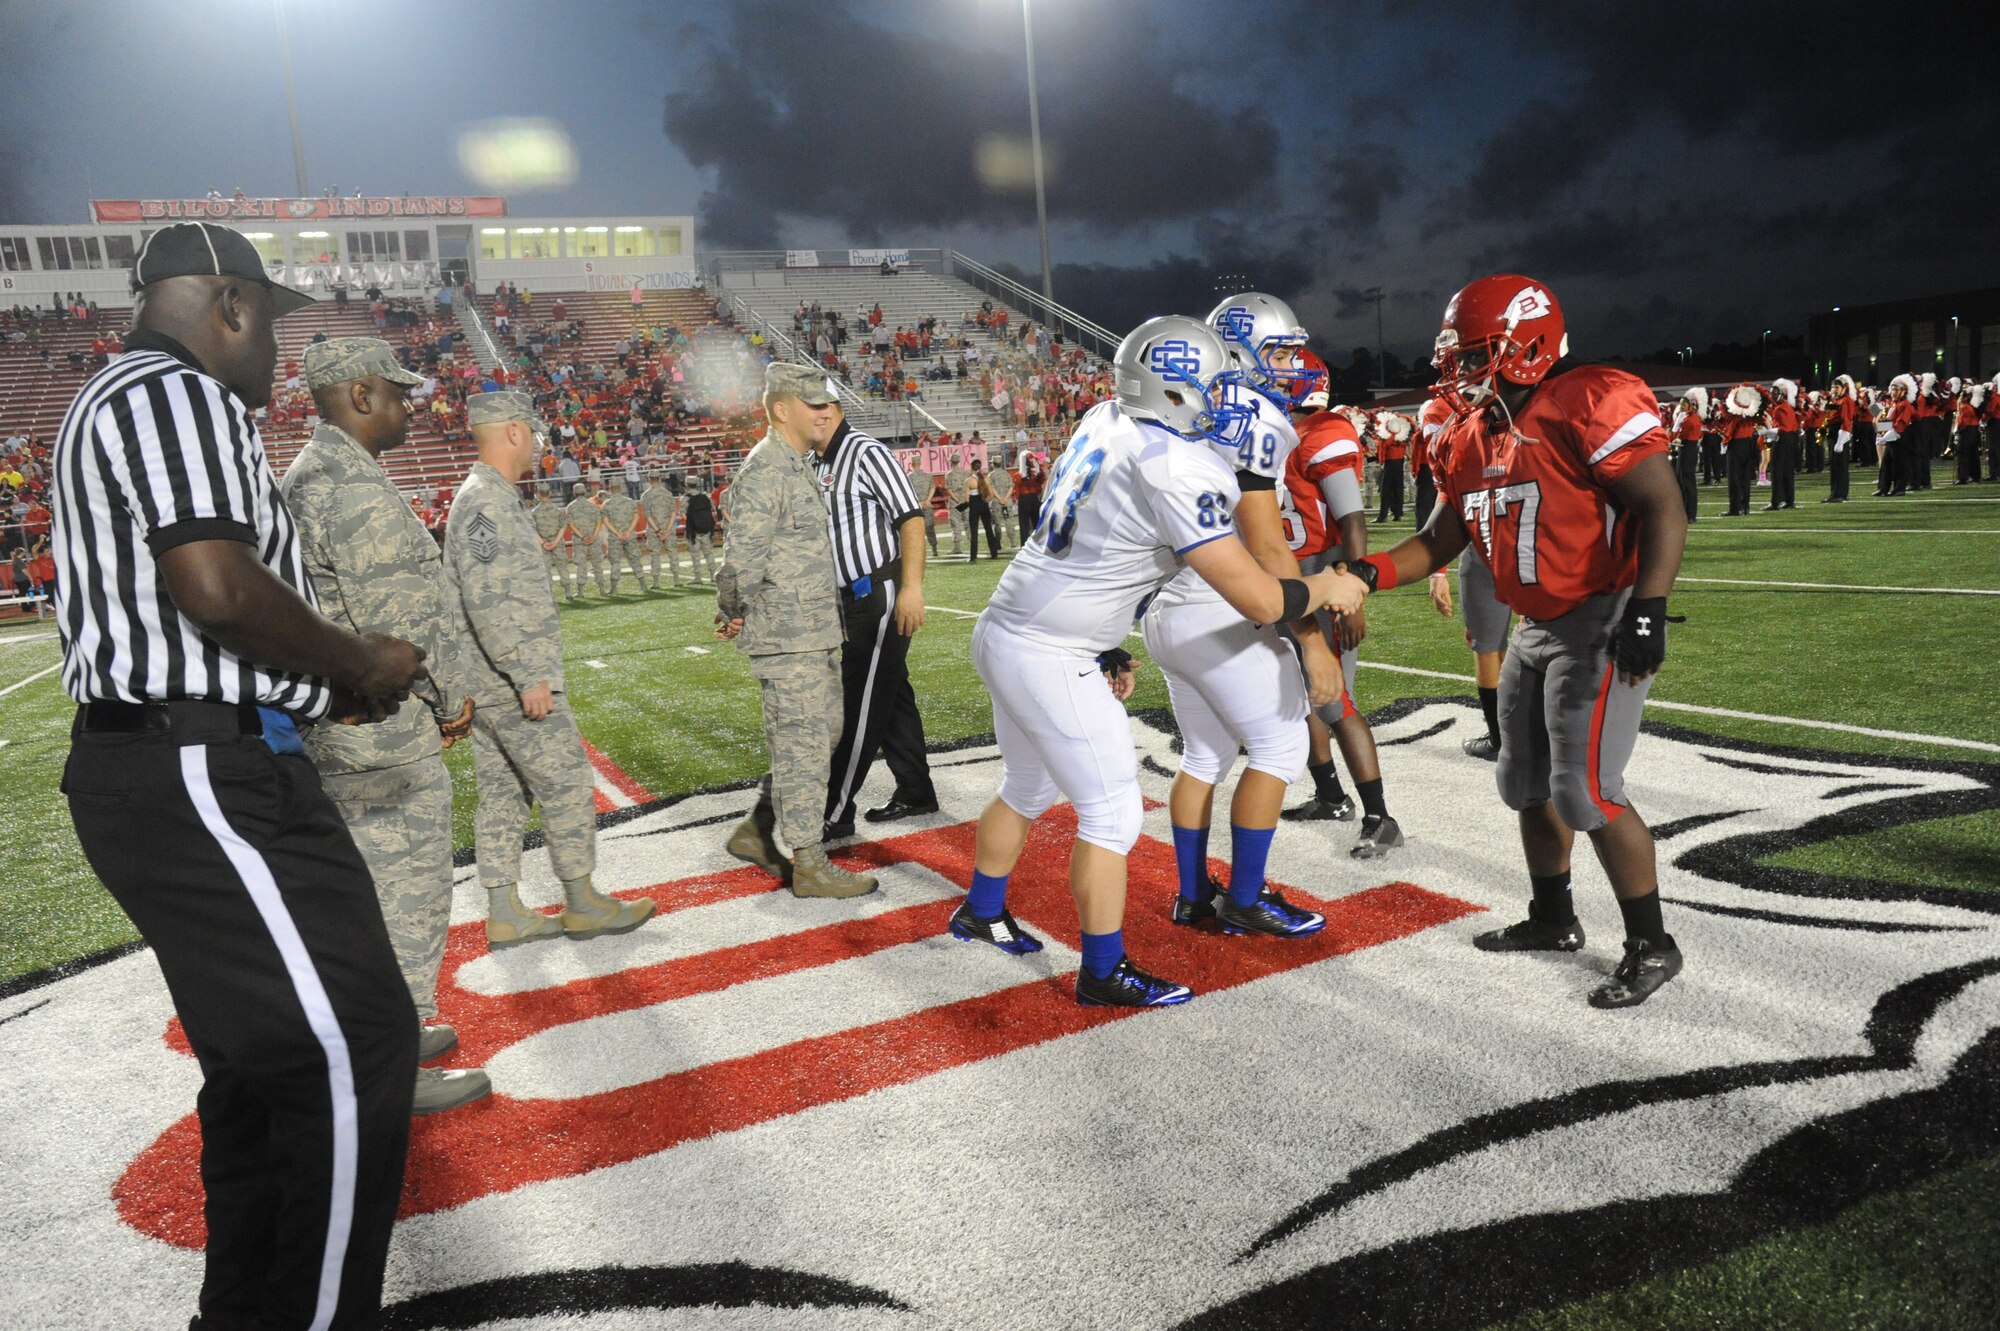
[825,571,937,825]
[64,711,416,1331]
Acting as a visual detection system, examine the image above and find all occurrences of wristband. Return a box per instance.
[1343,553,1398,593]
[1096,647,1134,676]
[1278,578,1310,623]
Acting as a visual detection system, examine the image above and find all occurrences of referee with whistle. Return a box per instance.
[815,395,939,838]
[51,222,427,1331]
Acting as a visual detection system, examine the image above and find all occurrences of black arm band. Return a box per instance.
[1279,578,1310,623]
[1341,558,1380,593]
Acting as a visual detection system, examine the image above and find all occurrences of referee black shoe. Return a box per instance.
[1214,888,1326,938]
[947,901,1045,955]
[1474,915,1585,952]
[1589,937,1683,1008]
[1282,794,1356,822]
[865,795,940,824]
[1075,957,1193,1007]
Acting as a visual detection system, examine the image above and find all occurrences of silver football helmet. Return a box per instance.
[1114,315,1251,447]
[1205,291,1311,403]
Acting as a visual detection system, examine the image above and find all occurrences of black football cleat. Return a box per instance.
[1283,794,1356,822]
[1349,814,1404,859]
[1473,915,1586,952]
[1462,733,1500,761]
[1170,877,1222,927]
[1214,888,1326,938]
[947,901,1045,955]
[1589,937,1684,1009]
[1075,957,1193,1007]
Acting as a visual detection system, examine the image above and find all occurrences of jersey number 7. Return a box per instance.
[1461,481,1543,586]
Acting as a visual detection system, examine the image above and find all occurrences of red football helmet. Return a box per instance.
[1430,274,1569,414]
[1293,348,1330,411]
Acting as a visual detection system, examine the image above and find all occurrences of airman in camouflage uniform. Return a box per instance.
[530,484,579,599]
[944,456,972,556]
[639,474,682,588]
[446,391,656,946]
[285,336,488,1115]
[566,480,610,596]
[986,462,1015,552]
[718,363,877,899]
[907,466,938,556]
[598,484,644,594]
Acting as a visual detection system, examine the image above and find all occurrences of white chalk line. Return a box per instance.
[1693,525,2000,535]
[0,662,60,699]
[1678,576,2000,596]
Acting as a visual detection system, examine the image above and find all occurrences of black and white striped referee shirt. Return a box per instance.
[50,329,331,717]
[814,420,921,586]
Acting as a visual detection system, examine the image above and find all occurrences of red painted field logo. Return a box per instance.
[114,810,1478,1247]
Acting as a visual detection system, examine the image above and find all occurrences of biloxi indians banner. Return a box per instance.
[4,702,1996,1328]
[90,196,508,223]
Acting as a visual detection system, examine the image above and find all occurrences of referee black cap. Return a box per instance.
[132,222,315,317]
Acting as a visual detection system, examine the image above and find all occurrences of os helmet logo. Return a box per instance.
[1148,339,1205,379]
[1507,286,1554,322]
[1216,306,1256,342]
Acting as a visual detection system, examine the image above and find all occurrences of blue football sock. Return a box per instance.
[1080,929,1123,980]
[1228,823,1275,907]
[966,869,1009,919]
[1172,824,1212,902]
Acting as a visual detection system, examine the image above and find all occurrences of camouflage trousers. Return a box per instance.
[608,538,647,592]
[644,531,683,586]
[470,692,598,891]
[749,648,841,852]
[321,756,454,1024]
[686,531,717,583]
[546,543,578,599]
[575,537,610,595]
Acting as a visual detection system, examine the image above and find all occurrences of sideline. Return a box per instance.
[1691,526,2000,535]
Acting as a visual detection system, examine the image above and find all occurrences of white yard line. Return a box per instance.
[1693,526,2000,535]
[1355,661,2000,755]
[1678,576,2000,596]
[924,605,981,618]
[0,631,57,647]
[0,663,59,699]
[583,659,609,669]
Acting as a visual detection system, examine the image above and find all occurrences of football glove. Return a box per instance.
[1612,596,1668,678]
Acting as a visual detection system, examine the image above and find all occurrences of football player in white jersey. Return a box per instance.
[956,315,1368,1007]
[1141,293,1344,938]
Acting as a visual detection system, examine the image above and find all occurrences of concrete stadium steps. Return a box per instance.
[728,269,1078,438]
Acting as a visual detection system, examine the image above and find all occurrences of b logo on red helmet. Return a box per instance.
[1507,286,1554,324]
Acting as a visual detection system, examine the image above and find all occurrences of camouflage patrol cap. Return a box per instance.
[302,337,424,391]
[466,389,545,431]
[764,361,839,407]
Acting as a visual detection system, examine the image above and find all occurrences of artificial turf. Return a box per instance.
[0,463,1994,1330]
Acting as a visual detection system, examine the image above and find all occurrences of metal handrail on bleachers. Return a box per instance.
[941,249,1119,359]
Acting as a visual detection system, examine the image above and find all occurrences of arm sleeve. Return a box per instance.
[100,373,263,555]
[714,467,778,618]
[1318,469,1365,522]
[1574,377,1669,486]
[1146,458,1236,556]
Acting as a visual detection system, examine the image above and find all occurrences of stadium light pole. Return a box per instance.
[274,0,309,196]
[1364,286,1386,390]
[1022,0,1054,309]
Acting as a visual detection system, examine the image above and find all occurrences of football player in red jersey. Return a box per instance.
[1276,367,1406,856]
[1337,275,1690,1008]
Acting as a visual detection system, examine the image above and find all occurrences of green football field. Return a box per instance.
[2,464,1996,1328]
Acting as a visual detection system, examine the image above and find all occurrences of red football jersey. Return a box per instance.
[1432,365,1669,621]
[1280,411,1366,558]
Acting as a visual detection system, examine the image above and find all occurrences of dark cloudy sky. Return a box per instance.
[0,0,1987,363]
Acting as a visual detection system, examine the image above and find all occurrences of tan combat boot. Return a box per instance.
[412,1065,491,1115]
[561,875,658,939]
[485,884,564,951]
[725,794,789,880]
[789,844,878,900]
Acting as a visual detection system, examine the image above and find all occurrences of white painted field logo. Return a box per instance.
[3,701,1996,1330]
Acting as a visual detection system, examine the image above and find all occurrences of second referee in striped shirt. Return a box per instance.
[815,391,940,838]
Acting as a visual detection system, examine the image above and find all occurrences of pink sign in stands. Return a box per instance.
[893,443,988,474]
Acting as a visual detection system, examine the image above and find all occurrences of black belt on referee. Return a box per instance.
[844,557,904,600]
[76,699,265,742]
